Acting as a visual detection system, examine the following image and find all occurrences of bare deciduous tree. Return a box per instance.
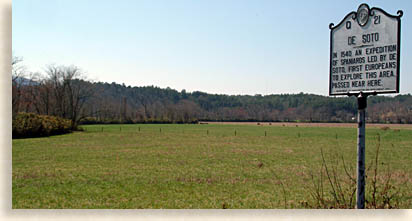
[45,65,96,129]
[12,56,26,116]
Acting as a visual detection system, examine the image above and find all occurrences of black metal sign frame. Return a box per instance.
[329,4,403,96]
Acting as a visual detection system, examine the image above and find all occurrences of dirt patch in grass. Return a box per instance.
[15,171,58,180]
[176,177,218,184]
[230,149,268,155]
[175,176,277,185]
[284,148,294,154]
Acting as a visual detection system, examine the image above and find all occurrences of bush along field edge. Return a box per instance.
[12,112,73,139]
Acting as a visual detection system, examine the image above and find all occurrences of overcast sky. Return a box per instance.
[12,0,412,96]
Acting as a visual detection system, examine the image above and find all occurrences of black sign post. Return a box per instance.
[356,92,368,209]
[329,4,402,208]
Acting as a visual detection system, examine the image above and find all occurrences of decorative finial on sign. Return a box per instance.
[329,23,335,29]
[397,10,404,17]
[356,4,370,26]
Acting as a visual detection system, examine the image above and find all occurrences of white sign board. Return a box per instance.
[329,4,402,95]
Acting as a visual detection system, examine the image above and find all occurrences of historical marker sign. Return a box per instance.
[329,4,403,209]
[329,4,403,96]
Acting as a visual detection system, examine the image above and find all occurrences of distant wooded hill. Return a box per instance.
[13,67,412,125]
[86,82,411,124]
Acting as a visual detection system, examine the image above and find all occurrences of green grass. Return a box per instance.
[12,124,412,208]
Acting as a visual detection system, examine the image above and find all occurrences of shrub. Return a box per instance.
[79,117,101,125]
[12,112,72,138]
[381,126,390,131]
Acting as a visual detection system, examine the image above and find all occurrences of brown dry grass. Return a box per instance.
[203,121,412,130]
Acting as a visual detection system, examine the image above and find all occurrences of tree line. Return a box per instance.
[12,57,412,127]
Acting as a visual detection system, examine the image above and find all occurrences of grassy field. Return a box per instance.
[12,123,412,208]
